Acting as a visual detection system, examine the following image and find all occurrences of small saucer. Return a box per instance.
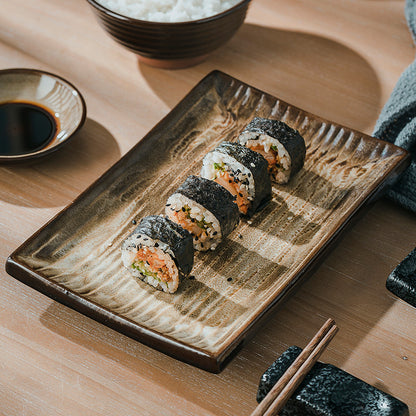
[0,68,86,164]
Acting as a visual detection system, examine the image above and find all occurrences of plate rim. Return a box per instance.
[5,70,411,372]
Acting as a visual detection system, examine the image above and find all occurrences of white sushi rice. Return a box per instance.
[165,193,221,251]
[239,132,292,184]
[121,233,179,293]
[96,0,242,22]
[201,150,255,201]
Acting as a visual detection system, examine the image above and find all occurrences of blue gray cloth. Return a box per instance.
[373,0,416,212]
[375,0,416,307]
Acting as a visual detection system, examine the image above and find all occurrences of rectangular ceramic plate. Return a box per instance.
[6,71,409,372]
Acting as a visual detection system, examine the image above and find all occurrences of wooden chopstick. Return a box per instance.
[250,318,338,416]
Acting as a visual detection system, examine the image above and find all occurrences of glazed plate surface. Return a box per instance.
[6,71,409,372]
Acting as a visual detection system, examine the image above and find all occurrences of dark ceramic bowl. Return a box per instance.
[86,0,251,69]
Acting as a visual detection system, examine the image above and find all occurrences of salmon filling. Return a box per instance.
[169,205,213,243]
[165,192,223,251]
[212,165,250,214]
[246,143,284,175]
[132,246,173,283]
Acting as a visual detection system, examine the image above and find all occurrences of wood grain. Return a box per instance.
[1,0,416,414]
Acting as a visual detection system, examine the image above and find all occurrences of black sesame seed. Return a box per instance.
[154,243,159,247]
[248,173,251,177]
[227,277,232,282]
[166,203,171,207]
[213,231,218,235]
[181,207,186,212]
[195,236,199,241]
[228,180,233,183]
[191,218,195,222]
[132,220,137,225]
[238,233,243,239]
[238,193,243,197]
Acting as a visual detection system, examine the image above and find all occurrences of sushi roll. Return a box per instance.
[121,215,194,293]
[238,117,306,184]
[165,175,240,251]
[200,141,271,217]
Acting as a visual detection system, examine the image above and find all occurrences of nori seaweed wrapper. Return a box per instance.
[174,175,240,237]
[257,346,409,416]
[126,215,194,277]
[241,117,306,178]
[208,141,272,217]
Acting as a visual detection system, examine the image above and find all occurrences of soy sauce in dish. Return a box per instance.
[0,101,58,156]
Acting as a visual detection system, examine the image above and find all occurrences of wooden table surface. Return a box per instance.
[1,0,416,414]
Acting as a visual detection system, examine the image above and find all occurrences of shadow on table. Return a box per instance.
[0,118,120,208]
[39,300,243,415]
[139,23,381,134]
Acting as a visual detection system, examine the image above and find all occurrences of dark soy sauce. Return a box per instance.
[0,101,58,156]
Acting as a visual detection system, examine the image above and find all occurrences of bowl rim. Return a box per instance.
[86,0,251,26]
[0,67,87,164]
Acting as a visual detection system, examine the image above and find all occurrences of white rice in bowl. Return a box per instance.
[96,0,243,22]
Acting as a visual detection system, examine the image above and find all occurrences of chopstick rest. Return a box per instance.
[386,247,416,308]
[256,346,409,416]
[251,318,338,416]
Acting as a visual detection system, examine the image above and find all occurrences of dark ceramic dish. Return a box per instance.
[386,247,416,308]
[6,71,410,372]
[257,346,409,416]
[85,0,251,68]
[0,68,86,164]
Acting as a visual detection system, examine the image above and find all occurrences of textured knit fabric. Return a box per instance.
[387,247,416,307]
[373,0,416,213]
[375,0,416,306]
